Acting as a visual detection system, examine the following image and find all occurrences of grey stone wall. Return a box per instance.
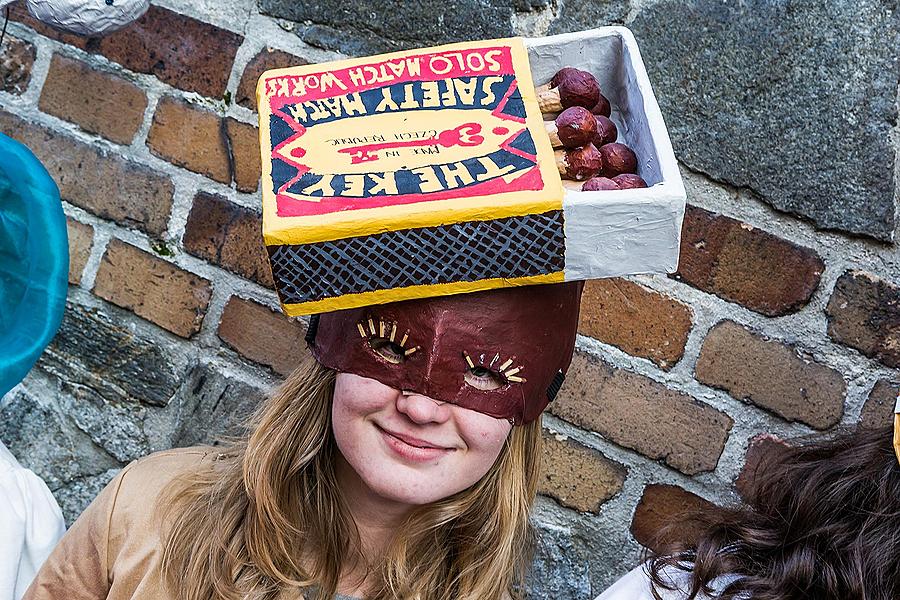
[0,0,897,598]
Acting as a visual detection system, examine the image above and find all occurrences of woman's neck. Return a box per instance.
[334,454,414,595]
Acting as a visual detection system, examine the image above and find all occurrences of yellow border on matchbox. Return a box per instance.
[256,37,563,246]
[280,272,565,316]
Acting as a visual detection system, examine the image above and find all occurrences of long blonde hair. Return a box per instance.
[159,357,543,600]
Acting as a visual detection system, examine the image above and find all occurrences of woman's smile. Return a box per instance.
[376,424,457,463]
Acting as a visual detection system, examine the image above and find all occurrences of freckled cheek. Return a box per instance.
[460,421,511,455]
[334,389,394,418]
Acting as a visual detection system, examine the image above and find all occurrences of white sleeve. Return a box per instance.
[596,563,741,600]
[594,564,661,600]
[0,444,66,600]
[595,563,701,600]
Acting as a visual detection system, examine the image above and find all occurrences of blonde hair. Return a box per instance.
[159,357,543,600]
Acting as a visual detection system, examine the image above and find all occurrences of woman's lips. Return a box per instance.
[377,426,454,462]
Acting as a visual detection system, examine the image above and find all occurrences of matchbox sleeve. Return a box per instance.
[257,39,565,316]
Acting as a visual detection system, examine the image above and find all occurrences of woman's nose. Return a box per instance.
[395,389,452,424]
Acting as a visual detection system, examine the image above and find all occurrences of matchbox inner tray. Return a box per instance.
[258,27,685,316]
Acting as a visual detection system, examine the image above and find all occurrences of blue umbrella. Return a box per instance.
[0,132,67,398]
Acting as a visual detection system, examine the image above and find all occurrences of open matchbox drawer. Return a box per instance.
[258,27,685,315]
[526,27,685,281]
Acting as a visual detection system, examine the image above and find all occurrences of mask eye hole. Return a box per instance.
[357,317,419,365]
[462,351,526,390]
[369,338,407,364]
[464,365,507,391]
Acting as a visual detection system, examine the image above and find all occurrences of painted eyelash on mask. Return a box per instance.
[356,317,420,357]
[462,350,527,383]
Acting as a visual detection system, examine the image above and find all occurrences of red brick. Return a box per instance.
[66,218,93,285]
[859,379,900,429]
[826,270,900,369]
[734,434,790,502]
[147,97,230,183]
[674,205,824,316]
[217,296,308,376]
[579,278,692,369]
[696,321,845,429]
[631,484,718,553]
[236,47,309,111]
[8,4,241,97]
[0,111,173,236]
[92,239,211,338]
[225,118,261,193]
[7,2,90,49]
[39,55,148,145]
[97,6,241,97]
[551,351,732,475]
[539,431,627,513]
[0,36,35,95]
[182,192,273,287]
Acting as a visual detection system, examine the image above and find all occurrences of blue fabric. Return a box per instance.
[0,133,67,399]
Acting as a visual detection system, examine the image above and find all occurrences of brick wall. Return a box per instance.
[0,1,897,598]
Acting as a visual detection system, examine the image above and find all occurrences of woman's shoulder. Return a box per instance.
[109,446,217,526]
[119,446,216,484]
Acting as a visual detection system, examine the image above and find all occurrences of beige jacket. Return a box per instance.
[23,447,214,600]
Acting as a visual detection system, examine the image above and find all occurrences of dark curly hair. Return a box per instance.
[646,425,900,600]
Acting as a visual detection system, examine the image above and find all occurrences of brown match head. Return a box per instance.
[591,93,611,118]
[582,177,621,191]
[550,66,581,88]
[592,115,618,147]
[612,173,647,189]
[557,143,603,180]
[555,106,597,148]
[557,70,600,110]
[599,142,638,177]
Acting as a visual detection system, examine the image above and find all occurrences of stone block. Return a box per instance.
[0,387,122,524]
[167,363,269,448]
[630,1,897,240]
[37,301,190,407]
[60,385,149,463]
[547,0,629,35]
[260,0,539,55]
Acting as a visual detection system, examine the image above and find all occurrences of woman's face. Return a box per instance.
[332,372,513,506]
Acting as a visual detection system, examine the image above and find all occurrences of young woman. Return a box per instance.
[24,282,583,600]
[597,424,900,600]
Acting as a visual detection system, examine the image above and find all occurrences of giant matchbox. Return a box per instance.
[258,27,685,316]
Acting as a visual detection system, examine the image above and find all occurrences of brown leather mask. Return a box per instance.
[308,282,583,424]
